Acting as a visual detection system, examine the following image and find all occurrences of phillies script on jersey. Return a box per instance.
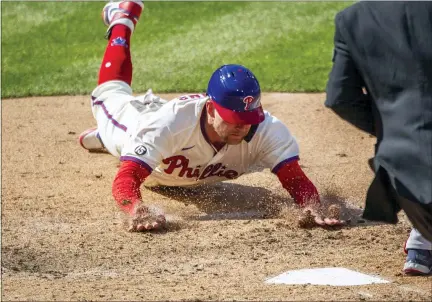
[163,155,240,180]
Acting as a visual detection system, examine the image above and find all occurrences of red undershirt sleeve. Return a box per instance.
[275,160,320,207]
[112,160,151,215]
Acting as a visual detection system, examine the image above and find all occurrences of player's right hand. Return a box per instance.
[298,204,345,228]
[128,204,166,232]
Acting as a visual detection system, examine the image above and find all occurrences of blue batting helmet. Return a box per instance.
[207,64,265,125]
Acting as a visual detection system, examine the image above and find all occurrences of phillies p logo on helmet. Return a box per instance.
[243,96,254,110]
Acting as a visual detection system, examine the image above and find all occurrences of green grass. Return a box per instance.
[1,1,353,98]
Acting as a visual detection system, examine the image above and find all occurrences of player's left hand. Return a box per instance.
[128,204,167,232]
[298,204,345,228]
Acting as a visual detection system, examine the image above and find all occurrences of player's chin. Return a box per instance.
[225,135,245,145]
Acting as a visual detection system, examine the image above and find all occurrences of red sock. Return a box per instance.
[98,25,133,85]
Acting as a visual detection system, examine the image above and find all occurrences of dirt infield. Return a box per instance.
[2,93,431,301]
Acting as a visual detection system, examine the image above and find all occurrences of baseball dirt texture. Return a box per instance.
[2,93,431,301]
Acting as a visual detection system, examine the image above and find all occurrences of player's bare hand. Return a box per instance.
[298,204,345,228]
[128,204,166,232]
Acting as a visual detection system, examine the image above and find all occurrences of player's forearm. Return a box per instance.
[276,160,320,206]
[112,160,151,215]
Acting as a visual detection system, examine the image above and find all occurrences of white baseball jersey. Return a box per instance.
[91,80,300,187]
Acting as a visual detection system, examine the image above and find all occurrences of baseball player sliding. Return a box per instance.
[79,0,345,232]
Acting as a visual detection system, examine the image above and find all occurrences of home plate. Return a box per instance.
[265,267,390,286]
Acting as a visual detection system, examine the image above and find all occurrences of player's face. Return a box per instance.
[212,108,251,145]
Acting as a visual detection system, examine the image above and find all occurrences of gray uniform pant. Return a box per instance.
[406,228,432,250]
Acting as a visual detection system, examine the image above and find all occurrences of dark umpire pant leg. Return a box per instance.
[397,194,432,243]
[363,167,432,242]
[363,167,400,224]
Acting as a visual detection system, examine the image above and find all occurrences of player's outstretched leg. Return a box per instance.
[78,1,144,152]
[98,0,144,88]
